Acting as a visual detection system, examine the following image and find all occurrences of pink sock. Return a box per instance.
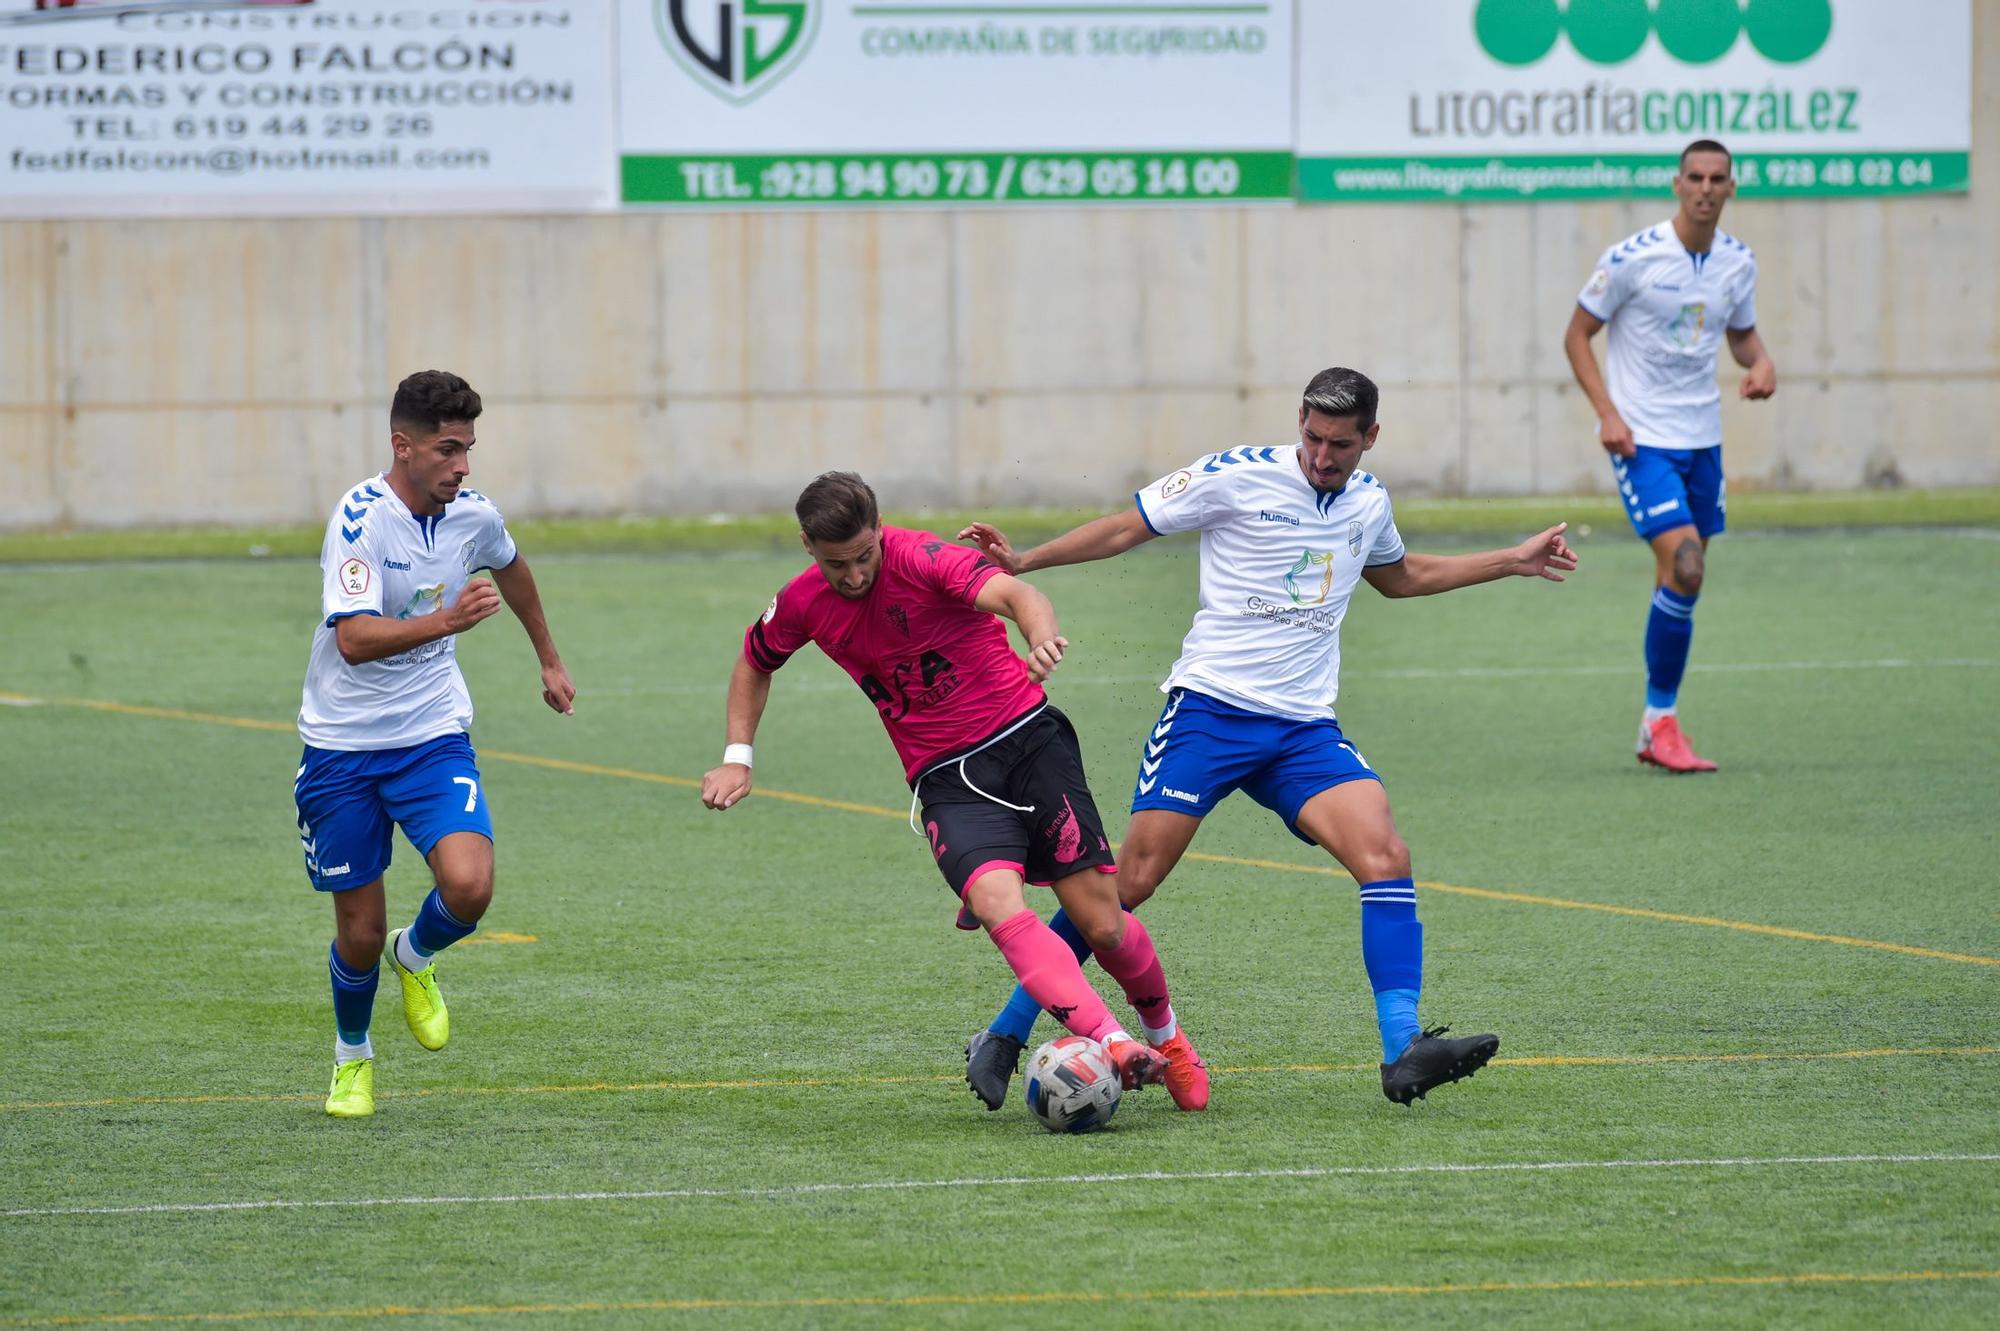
[1091,914,1174,1036]
[990,910,1119,1043]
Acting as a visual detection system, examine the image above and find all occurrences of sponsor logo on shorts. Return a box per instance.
[321,863,351,877]
[1162,786,1201,804]
[1646,499,1682,517]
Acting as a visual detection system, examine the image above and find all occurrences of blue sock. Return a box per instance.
[407,887,476,959]
[1359,878,1423,1061]
[1644,586,1698,709]
[328,942,379,1047]
[988,906,1095,1044]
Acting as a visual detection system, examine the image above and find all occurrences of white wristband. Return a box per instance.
[722,743,754,769]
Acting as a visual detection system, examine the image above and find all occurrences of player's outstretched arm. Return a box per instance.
[332,577,501,665]
[1562,306,1635,457]
[1728,326,1777,400]
[959,506,1155,576]
[701,656,773,810]
[1363,523,1578,599]
[491,553,575,715]
[972,573,1068,683]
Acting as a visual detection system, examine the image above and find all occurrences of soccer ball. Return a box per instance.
[1021,1036,1121,1133]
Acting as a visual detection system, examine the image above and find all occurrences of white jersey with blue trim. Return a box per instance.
[1134,446,1405,722]
[298,474,519,752]
[1578,218,1757,451]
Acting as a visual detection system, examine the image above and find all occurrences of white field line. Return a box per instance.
[7,1152,1995,1221]
[583,657,1999,697]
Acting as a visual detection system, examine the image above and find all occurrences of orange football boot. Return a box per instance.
[1153,1030,1210,1111]
[1637,715,1717,773]
[1105,1037,1169,1090]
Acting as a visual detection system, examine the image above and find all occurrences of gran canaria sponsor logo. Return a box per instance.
[659,0,818,104]
[1284,550,1337,606]
[1474,0,1834,67]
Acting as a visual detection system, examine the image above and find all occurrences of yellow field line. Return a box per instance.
[2,1045,1992,1114]
[3,1269,1996,1326]
[9,692,1998,967]
[1179,850,2000,967]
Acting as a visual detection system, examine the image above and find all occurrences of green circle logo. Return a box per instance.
[1472,0,1833,65]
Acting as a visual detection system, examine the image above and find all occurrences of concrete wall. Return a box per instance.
[3,13,1995,530]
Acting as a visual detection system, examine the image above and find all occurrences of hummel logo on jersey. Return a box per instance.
[383,559,412,571]
[1163,787,1201,804]
[1258,510,1300,526]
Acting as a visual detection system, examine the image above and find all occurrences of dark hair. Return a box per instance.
[1679,139,1732,171]
[795,471,880,545]
[1301,367,1379,431]
[390,370,482,435]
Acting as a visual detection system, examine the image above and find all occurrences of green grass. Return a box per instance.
[2,486,1996,564]
[2,526,1998,1328]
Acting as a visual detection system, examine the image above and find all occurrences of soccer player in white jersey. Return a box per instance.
[1564,139,1777,772]
[959,368,1577,1108]
[296,370,575,1117]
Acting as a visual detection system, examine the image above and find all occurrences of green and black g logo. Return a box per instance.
[1474,0,1832,65]
[658,1,819,103]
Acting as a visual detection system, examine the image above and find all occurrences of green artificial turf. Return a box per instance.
[1,525,1996,1328]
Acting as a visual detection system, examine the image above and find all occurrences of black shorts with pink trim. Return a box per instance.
[912,706,1117,899]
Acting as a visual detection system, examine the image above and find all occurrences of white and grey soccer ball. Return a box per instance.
[1021,1036,1121,1133]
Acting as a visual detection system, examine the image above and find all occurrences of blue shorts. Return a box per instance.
[293,732,492,892]
[1129,689,1380,844]
[1612,445,1726,541]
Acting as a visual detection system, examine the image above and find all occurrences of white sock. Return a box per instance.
[1643,704,1676,725]
[334,1037,373,1064]
[1101,1029,1135,1049]
[1141,1007,1178,1045]
[394,929,430,974]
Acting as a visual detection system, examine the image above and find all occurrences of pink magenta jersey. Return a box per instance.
[743,526,1046,780]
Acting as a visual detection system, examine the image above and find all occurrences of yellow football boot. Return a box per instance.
[325,1058,374,1118]
[384,927,450,1051]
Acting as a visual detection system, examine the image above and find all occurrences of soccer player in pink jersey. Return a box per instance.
[699,472,1207,1104]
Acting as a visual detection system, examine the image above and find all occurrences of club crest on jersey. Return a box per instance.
[339,558,370,596]
[1159,470,1191,500]
[458,538,479,574]
[1348,521,1363,557]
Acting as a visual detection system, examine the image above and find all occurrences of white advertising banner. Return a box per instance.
[618,0,1294,206]
[0,0,615,217]
[1297,0,1971,201]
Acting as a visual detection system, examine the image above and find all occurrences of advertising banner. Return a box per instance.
[1297,0,1972,201]
[0,0,615,217]
[618,0,1294,207]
